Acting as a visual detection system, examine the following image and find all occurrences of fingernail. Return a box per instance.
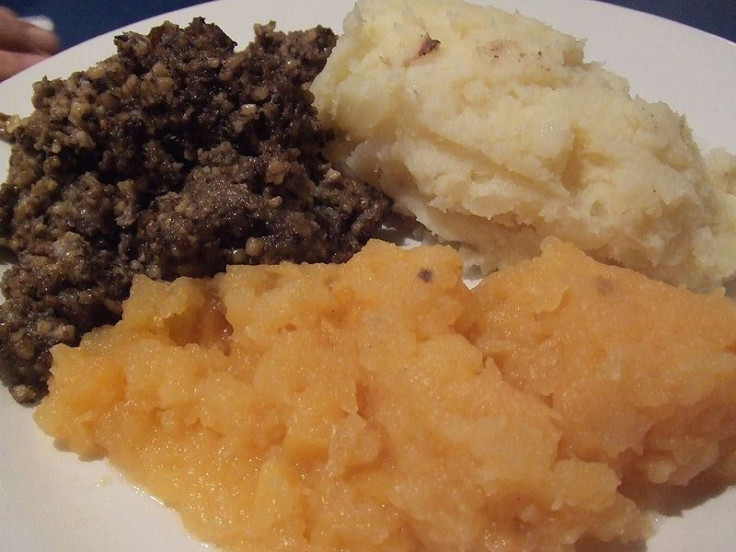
[23,23,60,55]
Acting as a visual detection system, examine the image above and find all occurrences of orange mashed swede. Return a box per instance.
[34,239,736,551]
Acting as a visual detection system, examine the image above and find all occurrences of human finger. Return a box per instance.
[0,49,49,81]
[0,7,60,55]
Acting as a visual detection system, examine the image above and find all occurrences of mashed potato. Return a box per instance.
[35,239,736,551]
[311,0,736,291]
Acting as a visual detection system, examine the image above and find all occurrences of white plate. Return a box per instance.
[1,1,735,551]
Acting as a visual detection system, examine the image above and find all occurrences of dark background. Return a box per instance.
[4,0,736,48]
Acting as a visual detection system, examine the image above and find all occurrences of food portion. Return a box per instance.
[35,239,736,551]
[472,238,736,487]
[312,0,736,291]
[0,18,391,403]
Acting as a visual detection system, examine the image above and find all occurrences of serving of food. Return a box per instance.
[1,0,735,550]
[0,16,392,404]
[312,0,736,291]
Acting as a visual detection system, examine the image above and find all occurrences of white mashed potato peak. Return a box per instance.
[311,0,736,290]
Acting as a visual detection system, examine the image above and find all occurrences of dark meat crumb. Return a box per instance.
[0,18,392,403]
[0,113,13,141]
[417,268,434,282]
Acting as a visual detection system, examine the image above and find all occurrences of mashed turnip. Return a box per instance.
[35,239,736,551]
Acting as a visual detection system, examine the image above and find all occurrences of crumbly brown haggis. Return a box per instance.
[0,18,391,403]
